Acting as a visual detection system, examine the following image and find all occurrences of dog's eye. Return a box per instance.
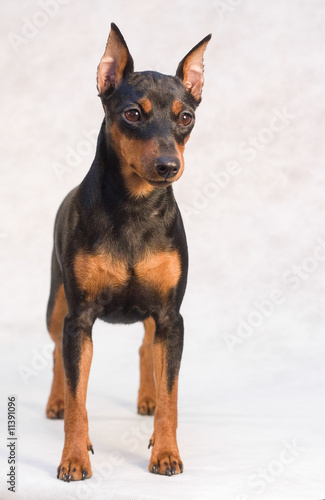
[124,109,141,122]
[179,112,192,126]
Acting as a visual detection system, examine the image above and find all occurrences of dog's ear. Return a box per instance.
[176,34,211,103]
[97,23,134,95]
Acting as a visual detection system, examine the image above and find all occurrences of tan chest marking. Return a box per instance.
[74,252,129,299]
[134,250,182,297]
[74,249,181,300]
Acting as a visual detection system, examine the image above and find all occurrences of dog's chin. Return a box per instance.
[144,178,174,188]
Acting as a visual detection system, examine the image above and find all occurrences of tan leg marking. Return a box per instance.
[149,342,183,475]
[46,284,68,419]
[58,335,93,481]
[138,317,156,415]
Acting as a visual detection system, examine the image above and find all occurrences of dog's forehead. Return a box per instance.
[113,71,192,109]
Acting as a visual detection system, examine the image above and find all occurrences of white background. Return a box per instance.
[1,1,325,499]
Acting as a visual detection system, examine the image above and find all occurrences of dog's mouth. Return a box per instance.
[145,178,173,187]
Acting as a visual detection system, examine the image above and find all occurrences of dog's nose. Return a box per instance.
[155,156,180,180]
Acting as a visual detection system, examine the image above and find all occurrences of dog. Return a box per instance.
[46,23,211,481]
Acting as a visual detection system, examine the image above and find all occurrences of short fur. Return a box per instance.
[46,23,211,481]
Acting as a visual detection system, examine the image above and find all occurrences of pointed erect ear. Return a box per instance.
[176,34,211,103]
[97,23,134,95]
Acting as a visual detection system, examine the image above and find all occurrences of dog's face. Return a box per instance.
[102,72,196,191]
[97,24,211,198]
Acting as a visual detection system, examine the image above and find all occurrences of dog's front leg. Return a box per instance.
[57,314,94,481]
[149,312,184,475]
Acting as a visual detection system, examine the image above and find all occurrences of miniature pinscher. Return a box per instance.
[46,23,211,481]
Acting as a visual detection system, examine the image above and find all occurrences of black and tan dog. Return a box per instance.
[46,23,210,481]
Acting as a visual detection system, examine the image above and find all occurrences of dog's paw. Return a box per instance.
[46,398,64,419]
[57,453,92,481]
[138,396,156,416]
[149,451,183,476]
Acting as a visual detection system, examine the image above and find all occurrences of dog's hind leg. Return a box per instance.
[138,316,156,415]
[46,249,67,419]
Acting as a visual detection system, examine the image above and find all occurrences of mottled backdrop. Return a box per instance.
[1,1,325,499]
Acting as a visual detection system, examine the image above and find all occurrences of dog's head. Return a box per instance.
[97,23,211,198]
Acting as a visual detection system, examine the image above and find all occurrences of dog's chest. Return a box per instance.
[74,248,181,305]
